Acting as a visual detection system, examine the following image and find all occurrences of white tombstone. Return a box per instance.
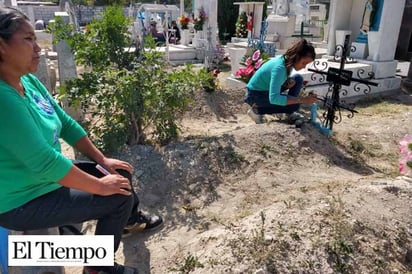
[33,52,52,94]
[228,47,247,76]
[324,0,406,97]
[265,13,296,49]
[274,0,289,16]
[193,0,218,47]
[335,30,351,56]
[401,57,412,93]
[365,1,405,62]
[4,0,18,6]
[56,40,83,121]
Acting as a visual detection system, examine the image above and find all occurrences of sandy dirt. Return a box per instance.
[56,71,412,274]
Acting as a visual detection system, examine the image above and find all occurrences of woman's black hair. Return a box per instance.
[283,39,316,74]
[0,7,29,41]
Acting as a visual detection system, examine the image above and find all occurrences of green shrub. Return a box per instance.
[49,6,201,151]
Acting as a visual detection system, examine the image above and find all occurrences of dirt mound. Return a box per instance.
[110,90,412,273]
[63,89,412,274]
[185,84,247,120]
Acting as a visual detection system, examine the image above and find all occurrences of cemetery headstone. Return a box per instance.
[33,53,52,94]
[56,40,83,121]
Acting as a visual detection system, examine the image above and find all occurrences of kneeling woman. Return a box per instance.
[245,39,318,124]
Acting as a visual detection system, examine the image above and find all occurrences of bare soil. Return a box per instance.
[59,72,412,274]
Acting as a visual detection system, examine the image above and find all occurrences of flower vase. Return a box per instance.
[193,30,204,48]
[181,29,190,46]
[195,30,204,39]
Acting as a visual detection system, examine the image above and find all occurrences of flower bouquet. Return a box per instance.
[179,15,190,30]
[194,7,207,31]
[399,134,412,177]
[234,49,268,84]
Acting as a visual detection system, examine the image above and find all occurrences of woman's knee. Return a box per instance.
[116,169,132,183]
[291,74,303,85]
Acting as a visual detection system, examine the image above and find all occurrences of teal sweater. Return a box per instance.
[0,74,86,213]
[247,55,288,106]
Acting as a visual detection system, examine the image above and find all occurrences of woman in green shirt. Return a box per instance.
[0,7,160,274]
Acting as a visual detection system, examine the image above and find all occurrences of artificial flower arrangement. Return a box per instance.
[179,14,190,30]
[234,49,269,84]
[399,134,412,177]
[193,7,207,31]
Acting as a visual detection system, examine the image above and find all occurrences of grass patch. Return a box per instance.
[356,97,408,115]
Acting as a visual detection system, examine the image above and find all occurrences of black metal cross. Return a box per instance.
[292,22,314,39]
[308,34,378,132]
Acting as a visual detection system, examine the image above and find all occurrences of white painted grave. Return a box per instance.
[325,0,405,95]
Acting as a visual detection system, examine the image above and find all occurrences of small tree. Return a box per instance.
[235,11,248,38]
[49,6,201,151]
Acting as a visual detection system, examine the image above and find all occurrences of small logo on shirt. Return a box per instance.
[53,128,59,145]
[33,95,54,115]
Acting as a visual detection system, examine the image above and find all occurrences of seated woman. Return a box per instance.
[169,20,181,44]
[149,21,166,43]
[0,7,162,274]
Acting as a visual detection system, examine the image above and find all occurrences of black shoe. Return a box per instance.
[122,211,163,238]
[83,262,138,274]
[287,112,305,124]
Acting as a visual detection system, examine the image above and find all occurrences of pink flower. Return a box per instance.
[255,58,264,69]
[400,134,412,154]
[252,50,260,62]
[400,161,406,174]
[235,67,248,77]
[235,49,268,83]
[245,57,252,66]
[234,68,243,77]
[399,134,412,177]
[245,65,255,74]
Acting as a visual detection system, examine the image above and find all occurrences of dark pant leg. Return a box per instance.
[245,73,304,115]
[245,89,299,115]
[257,104,300,115]
[73,160,139,215]
[74,161,140,226]
[287,74,303,97]
[0,186,133,252]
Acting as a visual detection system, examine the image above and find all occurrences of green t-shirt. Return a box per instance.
[0,74,86,213]
[247,55,288,106]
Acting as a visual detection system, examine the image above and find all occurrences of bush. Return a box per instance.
[50,6,202,151]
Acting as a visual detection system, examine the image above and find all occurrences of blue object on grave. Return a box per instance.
[355,0,384,43]
[0,226,8,274]
[247,20,276,57]
[310,103,332,136]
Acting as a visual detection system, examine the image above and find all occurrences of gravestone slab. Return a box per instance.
[56,40,83,121]
[33,53,52,94]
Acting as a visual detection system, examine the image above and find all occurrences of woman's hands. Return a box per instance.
[99,157,134,175]
[73,137,134,175]
[98,174,132,196]
[299,94,318,104]
[96,158,134,196]
[58,165,132,196]
[284,78,296,89]
[70,137,135,196]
